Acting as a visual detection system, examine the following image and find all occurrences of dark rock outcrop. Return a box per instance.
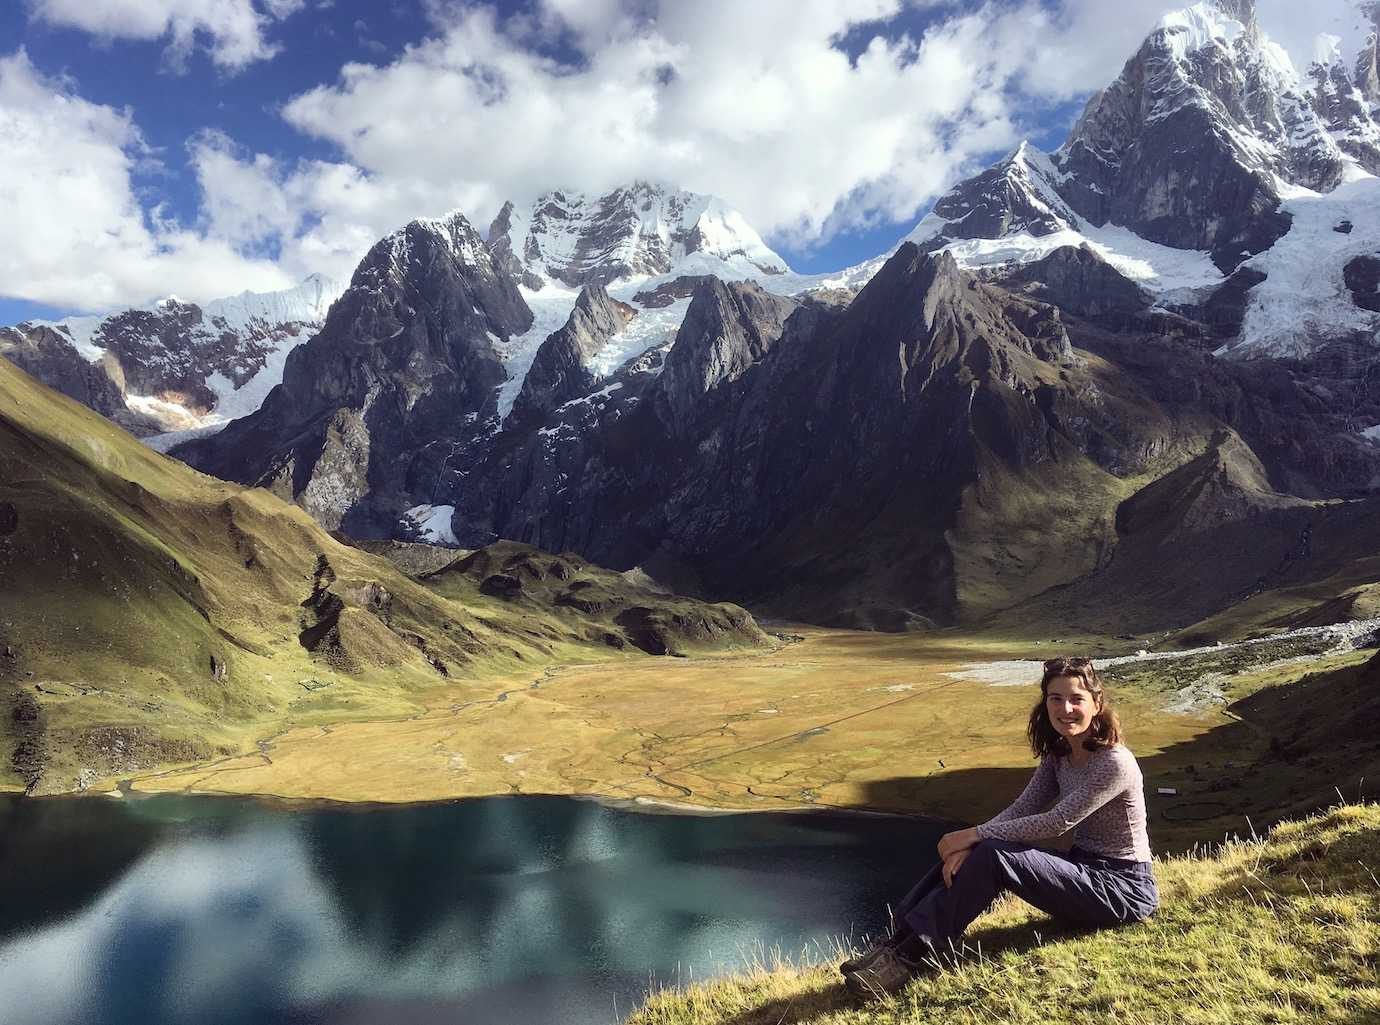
[1344,255,1380,312]
[426,539,770,651]
[1195,266,1269,338]
[988,245,1151,321]
[632,275,719,308]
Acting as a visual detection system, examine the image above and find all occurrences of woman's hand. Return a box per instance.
[942,848,970,888]
[937,827,980,861]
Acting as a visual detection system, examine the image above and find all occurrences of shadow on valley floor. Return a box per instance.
[0,795,162,941]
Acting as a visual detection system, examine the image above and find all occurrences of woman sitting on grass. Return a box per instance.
[842,655,1159,1000]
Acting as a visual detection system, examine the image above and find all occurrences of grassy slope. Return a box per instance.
[961,425,1380,648]
[626,646,1380,1022]
[629,802,1380,1025]
[0,356,771,794]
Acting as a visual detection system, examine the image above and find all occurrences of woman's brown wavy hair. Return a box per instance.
[1027,656,1123,757]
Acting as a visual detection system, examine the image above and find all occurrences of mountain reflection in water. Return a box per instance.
[0,793,944,1025]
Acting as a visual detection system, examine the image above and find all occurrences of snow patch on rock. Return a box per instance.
[1221,171,1380,358]
[403,504,459,546]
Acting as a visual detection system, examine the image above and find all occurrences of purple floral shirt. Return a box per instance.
[974,744,1152,862]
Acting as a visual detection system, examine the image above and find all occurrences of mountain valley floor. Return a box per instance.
[91,622,1378,854]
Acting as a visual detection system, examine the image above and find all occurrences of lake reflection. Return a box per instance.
[0,794,943,1025]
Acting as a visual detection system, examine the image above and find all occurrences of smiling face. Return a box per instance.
[1045,673,1099,741]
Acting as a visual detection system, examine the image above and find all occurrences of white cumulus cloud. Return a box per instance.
[3,0,1372,311]
[27,0,302,72]
[0,50,293,311]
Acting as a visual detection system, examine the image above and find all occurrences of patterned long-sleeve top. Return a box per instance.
[973,744,1152,862]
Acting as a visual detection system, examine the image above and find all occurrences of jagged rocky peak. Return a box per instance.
[1055,0,1346,265]
[349,209,533,342]
[484,181,789,289]
[653,278,798,433]
[175,207,541,534]
[860,245,1074,369]
[909,142,1077,248]
[508,285,635,425]
[1305,7,1380,173]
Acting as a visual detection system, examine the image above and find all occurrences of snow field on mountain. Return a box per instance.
[900,143,1224,297]
[1226,170,1380,358]
[207,323,319,422]
[40,314,105,361]
[492,284,583,420]
[586,295,691,379]
[403,504,459,545]
[922,222,1224,295]
[201,273,339,334]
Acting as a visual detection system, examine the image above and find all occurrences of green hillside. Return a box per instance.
[0,356,771,795]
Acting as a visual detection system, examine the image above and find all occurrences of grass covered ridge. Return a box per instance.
[0,356,772,795]
[629,802,1380,1025]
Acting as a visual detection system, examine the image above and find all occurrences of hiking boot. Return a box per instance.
[843,946,922,1000]
[838,936,892,976]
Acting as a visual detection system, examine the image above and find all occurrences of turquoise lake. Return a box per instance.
[0,793,945,1024]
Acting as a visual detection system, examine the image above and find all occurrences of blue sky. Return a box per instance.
[1,0,1355,324]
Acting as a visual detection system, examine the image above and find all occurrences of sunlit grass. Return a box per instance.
[628,801,1380,1024]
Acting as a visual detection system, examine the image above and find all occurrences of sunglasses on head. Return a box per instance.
[1043,656,1092,669]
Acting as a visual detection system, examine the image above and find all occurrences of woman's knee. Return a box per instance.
[969,838,1022,862]
[957,839,1008,876]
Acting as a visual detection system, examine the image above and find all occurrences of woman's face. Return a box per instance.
[1045,673,1098,740]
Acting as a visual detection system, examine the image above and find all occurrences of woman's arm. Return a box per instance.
[983,755,1058,826]
[973,749,1133,844]
[937,756,1057,859]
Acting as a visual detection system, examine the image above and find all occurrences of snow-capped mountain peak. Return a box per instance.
[1158,1,1252,60]
[6,274,345,436]
[486,182,789,289]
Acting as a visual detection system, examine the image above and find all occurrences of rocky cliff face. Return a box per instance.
[1055,0,1343,267]
[177,213,532,532]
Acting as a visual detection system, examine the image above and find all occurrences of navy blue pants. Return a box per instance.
[892,839,1159,961]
